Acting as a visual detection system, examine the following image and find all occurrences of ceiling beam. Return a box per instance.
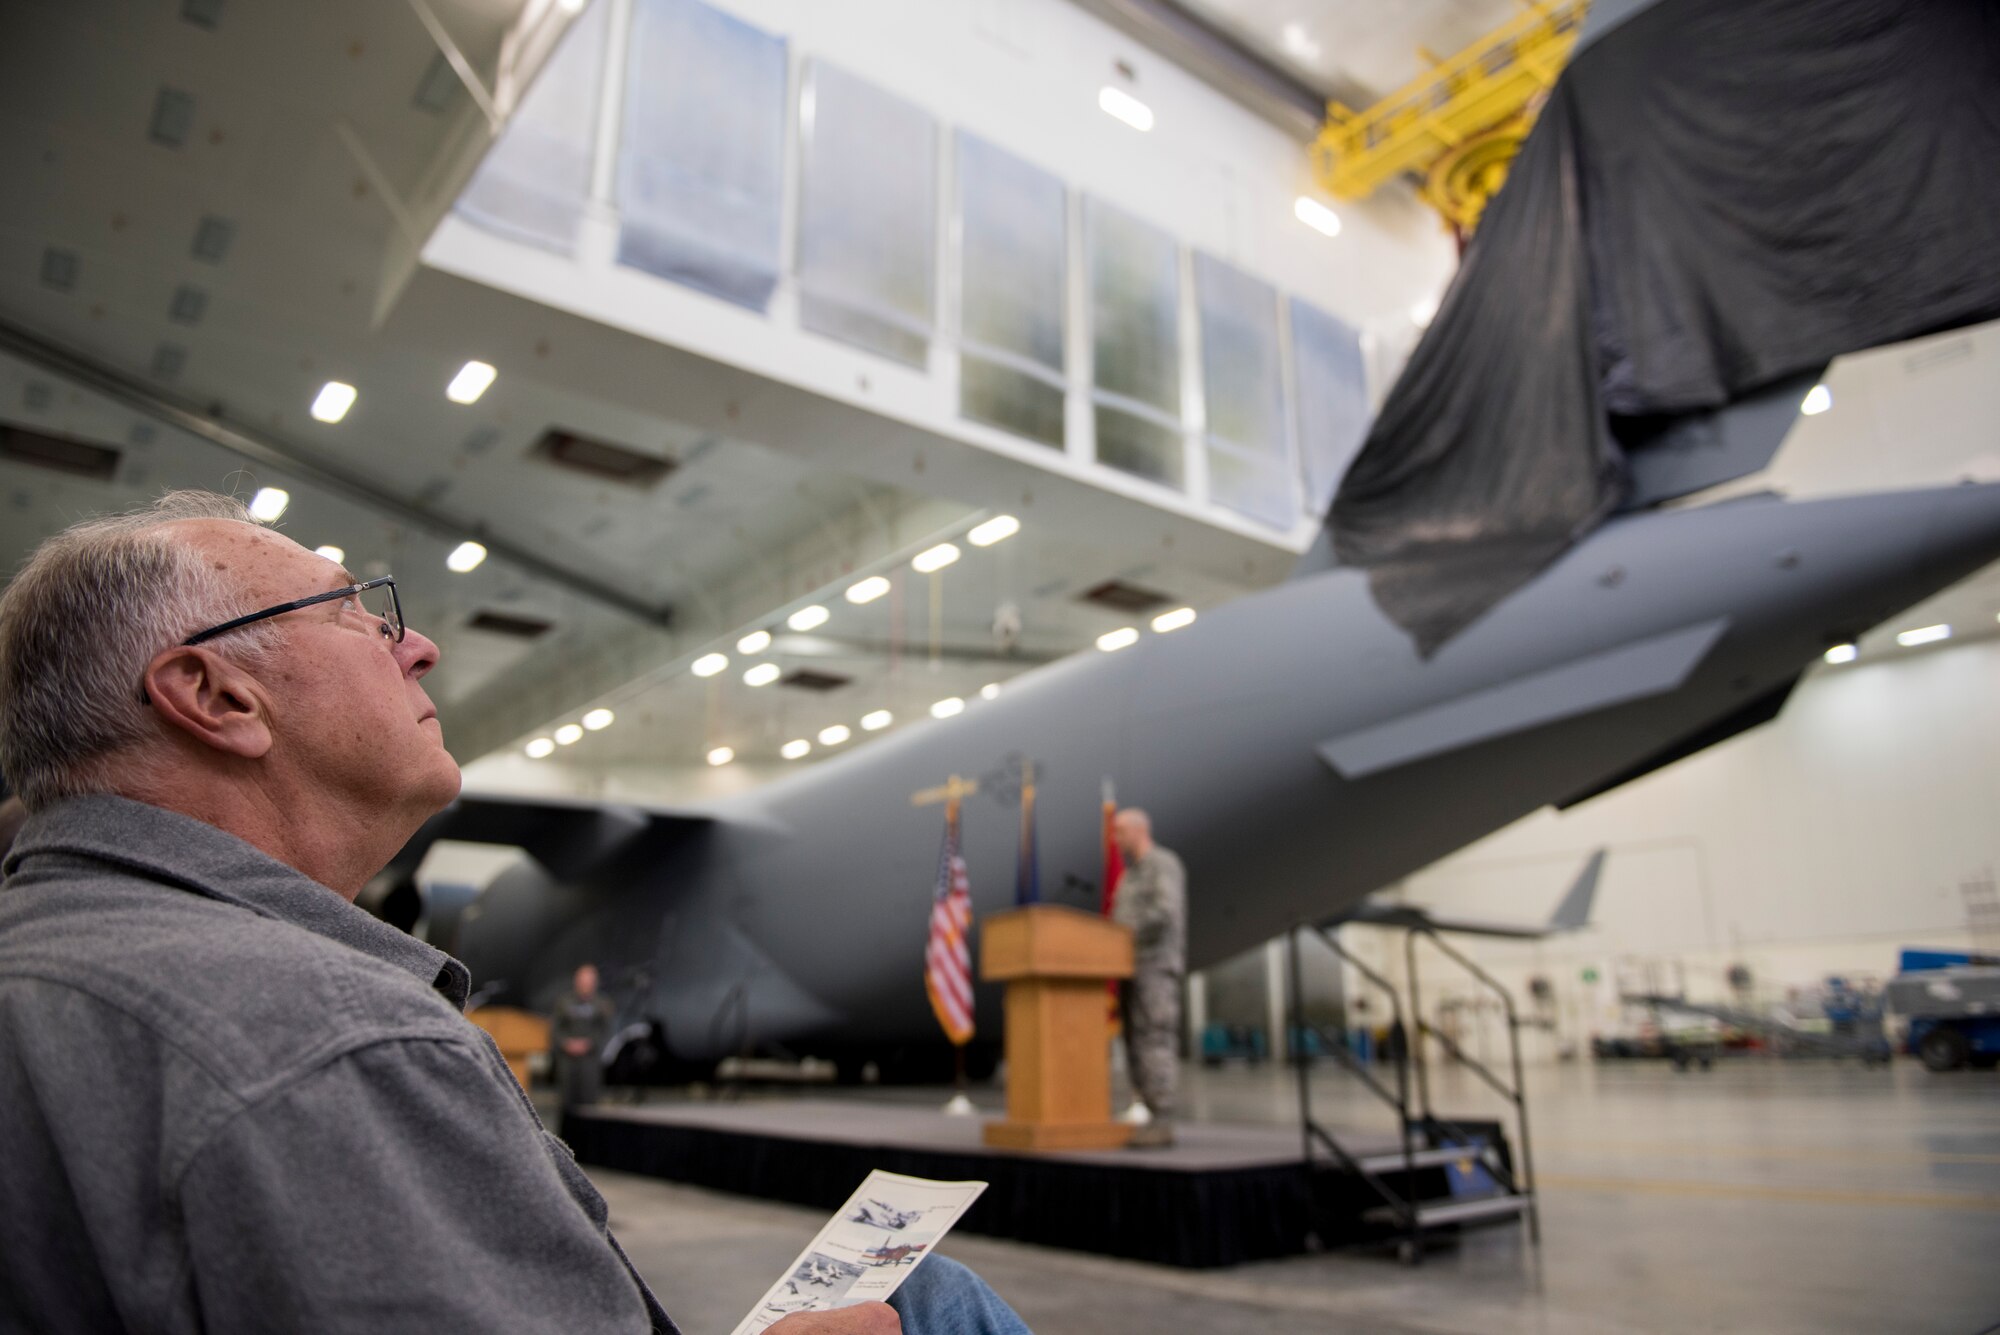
[0,313,675,630]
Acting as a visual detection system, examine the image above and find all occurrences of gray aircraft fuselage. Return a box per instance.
[449,481,2000,1060]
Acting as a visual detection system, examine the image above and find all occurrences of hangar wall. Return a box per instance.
[1342,635,2000,1062]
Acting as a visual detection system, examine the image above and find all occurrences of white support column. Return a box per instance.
[1185,970,1208,1056]
[1264,937,1288,1060]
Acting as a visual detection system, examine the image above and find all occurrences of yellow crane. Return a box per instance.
[1310,0,1590,237]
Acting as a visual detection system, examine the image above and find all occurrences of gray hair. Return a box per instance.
[0,490,281,810]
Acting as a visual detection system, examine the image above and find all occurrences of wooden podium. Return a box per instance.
[979,904,1134,1150]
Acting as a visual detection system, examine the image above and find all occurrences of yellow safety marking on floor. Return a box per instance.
[1536,1171,2000,1211]
[1545,1139,2000,1166]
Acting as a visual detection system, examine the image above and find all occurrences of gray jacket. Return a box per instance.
[0,795,675,1333]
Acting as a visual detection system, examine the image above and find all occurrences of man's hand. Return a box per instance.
[561,1038,591,1057]
[767,1303,901,1333]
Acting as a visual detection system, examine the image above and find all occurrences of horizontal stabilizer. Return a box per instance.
[1548,848,1604,931]
[389,793,711,881]
[1318,619,1729,779]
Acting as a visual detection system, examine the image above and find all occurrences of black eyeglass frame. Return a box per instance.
[182,575,404,647]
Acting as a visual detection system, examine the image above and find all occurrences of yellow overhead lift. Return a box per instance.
[1309,0,1591,237]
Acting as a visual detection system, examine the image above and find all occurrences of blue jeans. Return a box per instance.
[887,1255,1032,1335]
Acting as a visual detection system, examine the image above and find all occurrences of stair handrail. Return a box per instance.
[1288,925,1421,1258]
[1404,926,1541,1244]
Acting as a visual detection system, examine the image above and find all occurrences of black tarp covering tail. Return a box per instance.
[1330,0,2000,653]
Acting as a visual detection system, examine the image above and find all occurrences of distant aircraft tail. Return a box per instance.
[1548,848,1604,933]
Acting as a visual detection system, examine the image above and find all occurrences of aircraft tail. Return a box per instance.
[1548,848,1604,932]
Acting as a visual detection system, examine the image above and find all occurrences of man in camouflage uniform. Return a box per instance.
[550,962,615,1108]
[1112,808,1186,1148]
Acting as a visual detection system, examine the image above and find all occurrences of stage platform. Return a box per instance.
[563,1098,1507,1267]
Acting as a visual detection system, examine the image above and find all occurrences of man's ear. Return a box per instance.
[140,647,274,760]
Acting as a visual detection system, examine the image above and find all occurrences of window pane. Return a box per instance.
[957,133,1065,375]
[454,0,607,254]
[1291,297,1371,516]
[1087,198,1179,415]
[962,358,1065,448]
[796,62,937,367]
[1095,406,1183,490]
[616,0,786,311]
[1195,253,1290,527]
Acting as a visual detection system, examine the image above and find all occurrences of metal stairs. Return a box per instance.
[1286,923,1539,1263]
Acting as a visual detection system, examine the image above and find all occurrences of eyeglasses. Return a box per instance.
[183,575,404,647]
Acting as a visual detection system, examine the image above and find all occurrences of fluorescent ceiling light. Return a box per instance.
[554,723,583,746]
[968,515,1020,547]
[1152,607,1196,633]
[913,543,960,574]
[1411,296,1440,329]
[557,0,588,14]
[1823,644,1858,665]
[691,652,729,678]
[310,381,356,423]
[845,575,891,604]
[1801,384,1832,416]
[980,683,1000,701]
[524,737,555,759]
[788,604,830,632]
[248,487,289,523]
[931,697,964,719]
[1896,624,1950,647]
[313,545,345,565]
[707,745,734,767]
[737,629,772,655]
[1293,197,1342,237]
[743,662,781,687]
[581,708,615,731]
[781,738,811,760]
[446,360,497,405]
[818,724,851,746]
[1097,626,1140,652]
[861,709,893,731]
[1098,86,1154,132]
[446,540,487,573]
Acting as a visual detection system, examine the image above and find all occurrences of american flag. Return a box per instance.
[925,812,975,1046]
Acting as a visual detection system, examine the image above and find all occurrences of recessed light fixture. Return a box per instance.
[931,697,965,719]
[525,737,555,758]
[1151,607,1196,633]
[1097,626,1140,652]
[743,662,781,687]
[446,361,497,405]
[707,745,734,767]
[737,629,772,655]
[861,709,893,731]
[818,724,851,746]
[446,540,487,573]
[313,545,345,564]
[980,683,1001,700]
[846,575,891,604]
[1823,643,1858,665]
[1293,197,1342,237]
[1098,86,1154,133]
[1896,624,1950,647]
[582,708,615,730]
[1280,21,1322,61]
[311,381,356,423]
[1801,384,1832,416]
[788,604,830,632]
[1411,296,1440,329]
[781,738,812,760]
[691,652,729,678]
[913,543,960,574]
[968,515,1020,547]
[248,487,289,523]
[554,723,583,745]
[556,0,588,12]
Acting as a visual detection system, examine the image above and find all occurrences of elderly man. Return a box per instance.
[1111,808,1188,1149]
[0,492,1029,1334]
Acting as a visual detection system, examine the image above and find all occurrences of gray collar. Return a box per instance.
[4,794,469,1009]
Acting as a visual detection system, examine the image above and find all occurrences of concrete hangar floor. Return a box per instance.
[558,1062,2000,1335]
